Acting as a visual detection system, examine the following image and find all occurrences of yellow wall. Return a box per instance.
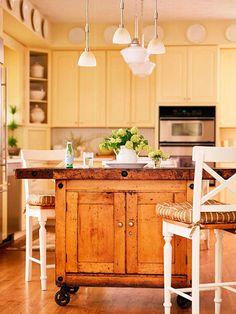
[51,20,236,49]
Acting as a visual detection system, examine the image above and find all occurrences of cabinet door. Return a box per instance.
[107,51,131,127]
[52,51,79,127]
[79,51,106,127]
[157,47,187,103]
[220,49,236,127]
[66,192,125,274]
[131,73,156,127]
[126,192,187,275]
[188,46,218,103]
[23,127,50,149]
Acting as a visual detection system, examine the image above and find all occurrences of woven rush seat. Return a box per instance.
[28,191,55,208]
[156,199,236,224]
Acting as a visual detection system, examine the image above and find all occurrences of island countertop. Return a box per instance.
[15,167,236,180]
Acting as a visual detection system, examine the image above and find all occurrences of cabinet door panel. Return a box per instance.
[126,192,187,275]
[157,47,187,103]
[220,49,236,126]
[79,51,106,126]
[66,192,125,274]
[107,51,131,127]
[131,74,156,127]
[188,46,218,103]
[52,51,79,126]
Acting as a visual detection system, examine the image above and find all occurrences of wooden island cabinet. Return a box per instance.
[16,167,236,306]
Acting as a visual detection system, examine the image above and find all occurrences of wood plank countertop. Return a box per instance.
[15,167,236,180]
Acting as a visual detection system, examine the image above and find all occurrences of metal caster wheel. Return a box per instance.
[55,290,70,306]
[176,294,192,309]
[68,286,79,294]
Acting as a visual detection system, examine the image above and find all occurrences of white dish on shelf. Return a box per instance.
[105,161,147,169]
[30,89,45,100]
[20,0,29,22]
[186,24,207,43]
[7,0,16,10]
[42,19,49,39]
[32,9,41,33]
[225,24,236,42]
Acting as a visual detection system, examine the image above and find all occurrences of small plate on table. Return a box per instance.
[105,162,148,169]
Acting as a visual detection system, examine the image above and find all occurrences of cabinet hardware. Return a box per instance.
[128,221,134,227]
[58,182,64,189]
[121,170,128,177]
[117,222,123,228]
[189,183,194,190]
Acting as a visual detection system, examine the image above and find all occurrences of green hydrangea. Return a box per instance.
[130,127,138,135]
[125,141,134,149]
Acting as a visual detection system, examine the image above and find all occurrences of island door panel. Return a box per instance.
[65,192,125,274]
[126,192,187,275]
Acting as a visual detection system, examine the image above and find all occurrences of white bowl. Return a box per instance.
[30,89,45,100]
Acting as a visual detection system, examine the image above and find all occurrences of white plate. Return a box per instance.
[105,162,147,169]
[32,9,41,33]
[68,27,85,44]
[20,0,29,22]
[225,25,236,42]
[103,25,117,44]
[186,24,207,43]
[143,25,164,43]
[7,0,16,10]
[42,19,49,39]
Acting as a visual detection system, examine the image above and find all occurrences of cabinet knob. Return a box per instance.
[117,222,123,228]
[128,221,134,227]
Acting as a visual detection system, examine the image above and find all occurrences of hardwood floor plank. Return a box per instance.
[0,231,236,313]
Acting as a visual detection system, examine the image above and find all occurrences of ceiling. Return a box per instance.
[30,0,236,24]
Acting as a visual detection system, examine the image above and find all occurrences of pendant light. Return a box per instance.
[147,0,165,55]
[120,0,148,64]
[78,0,96,67]
[129,0,156,77]
[113,0,131,44]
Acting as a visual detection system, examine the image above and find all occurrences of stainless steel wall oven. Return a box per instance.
[159,106,216,168]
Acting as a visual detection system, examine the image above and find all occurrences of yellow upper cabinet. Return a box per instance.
[157,46,218,104]
[78,51,106,127]
[107,51,131,127]
[220,49,236,127]
[52,51,79,127]
[131,73,156,127]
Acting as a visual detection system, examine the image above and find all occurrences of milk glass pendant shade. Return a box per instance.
[129,59,156,77]
[113,26,131,44]
[113,0,131,44]
[78,50,96,66]
[121,40,148,64]
[147,0,165,55]
[78,0,96,67]
[147,37,166,54]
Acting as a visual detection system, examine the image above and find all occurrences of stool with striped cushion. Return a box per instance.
[157,146,236,314]
[21,149,65,291]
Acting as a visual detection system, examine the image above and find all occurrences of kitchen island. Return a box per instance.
[15,167,236,305]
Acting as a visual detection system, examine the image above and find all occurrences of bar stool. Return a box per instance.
[21,149,65,291]
[156,146,236,314]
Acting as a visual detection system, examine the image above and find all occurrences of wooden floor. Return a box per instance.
[0,231,236,314]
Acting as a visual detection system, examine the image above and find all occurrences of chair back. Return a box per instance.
[192,146,236,223]
[21,149,65,202]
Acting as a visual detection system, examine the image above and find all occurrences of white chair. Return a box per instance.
[156,146,236,314]
[21,149,65,291]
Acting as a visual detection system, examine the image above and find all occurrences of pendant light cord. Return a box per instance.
[140,0,144,47]
[120,0,124,28]
[154,0,158,38]
[134,0,138,39]
[85,0,89,51]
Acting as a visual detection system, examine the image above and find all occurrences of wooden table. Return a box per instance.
[16,167,236,306]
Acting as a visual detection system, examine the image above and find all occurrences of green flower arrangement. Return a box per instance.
[99,127,150,154]
[148,149,170,162]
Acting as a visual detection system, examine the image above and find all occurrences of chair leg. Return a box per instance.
[25,211,32,282]
[214,229,223,314]
[39,216,47,291]
[192,227,200,314]
[163,222,173,314]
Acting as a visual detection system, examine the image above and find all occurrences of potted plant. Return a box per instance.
[8,105,21,156]
[148,149,170,168]
[99,127,150,163]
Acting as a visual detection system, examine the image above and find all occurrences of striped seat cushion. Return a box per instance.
[156,200,236,224]
[28,191,55,208]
